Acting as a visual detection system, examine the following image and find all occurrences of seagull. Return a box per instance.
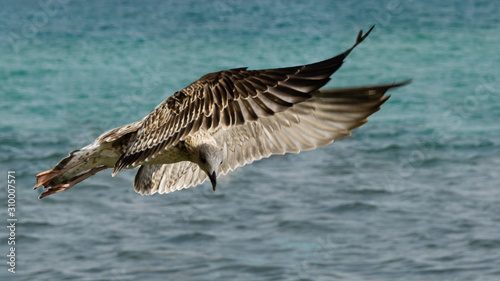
[34,26,409,199]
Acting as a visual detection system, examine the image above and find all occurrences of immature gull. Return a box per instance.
[34,26,409,199]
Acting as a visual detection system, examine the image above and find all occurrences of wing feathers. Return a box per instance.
[266,85,310,103]
[134,162,208,195]
[114,26,376,174]
[280,77,331,92]
[215,81,408,176]
[239,99,259,121]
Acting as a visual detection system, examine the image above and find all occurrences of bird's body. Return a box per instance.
[34,26,409,199]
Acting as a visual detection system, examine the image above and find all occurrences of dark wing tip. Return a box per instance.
[393,79,412,88]
[354,25,375,48]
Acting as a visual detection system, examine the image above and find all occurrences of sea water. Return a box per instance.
[1,1,499,280]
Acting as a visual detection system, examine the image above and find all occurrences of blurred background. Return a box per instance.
[1,0,499,280]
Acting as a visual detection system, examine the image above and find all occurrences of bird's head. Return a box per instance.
[196,144,224,191]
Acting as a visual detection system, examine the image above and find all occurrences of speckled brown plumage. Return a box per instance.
[34,26,410,198]
[112,26,376,174]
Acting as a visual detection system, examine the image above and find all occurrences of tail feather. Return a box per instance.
[34,150,96,190]
[34,144,112,198]
[34,169,62,190]
[37,166,108,199]
[35,121,142,199]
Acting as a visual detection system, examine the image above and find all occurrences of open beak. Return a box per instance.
[209,171,217,192]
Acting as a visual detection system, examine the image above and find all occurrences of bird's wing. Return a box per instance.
[134,162,207,195]
[214,82,410,175]
[96,120,144,143]
[132,82,409,195]
[113,26,375,174]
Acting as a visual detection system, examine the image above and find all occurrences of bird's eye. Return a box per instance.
[220,160,223,164]
[200,155,206,163]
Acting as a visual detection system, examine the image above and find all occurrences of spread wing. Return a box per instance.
[113,26,375,174]
[132,82,410,195]
[214,82,410,175]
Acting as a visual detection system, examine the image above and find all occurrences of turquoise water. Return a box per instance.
[1,1,500,280]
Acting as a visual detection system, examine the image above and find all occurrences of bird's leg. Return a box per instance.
[38,166,107,199]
